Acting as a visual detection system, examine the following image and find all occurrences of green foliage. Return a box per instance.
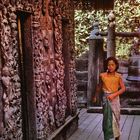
[74,0,140,59]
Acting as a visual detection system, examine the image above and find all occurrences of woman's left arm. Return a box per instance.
[107,76,126,101]
[118,76,126,94]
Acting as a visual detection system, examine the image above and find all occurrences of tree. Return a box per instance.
[75,0,140,59]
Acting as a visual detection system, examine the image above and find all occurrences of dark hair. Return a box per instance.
[104,56,119,71]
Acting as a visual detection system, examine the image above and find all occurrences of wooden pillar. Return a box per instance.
[0,13,3,134]
[87,21,104,107]
[107,11,116,57]
[62,19,71,117]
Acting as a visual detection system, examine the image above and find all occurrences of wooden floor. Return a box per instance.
[68,109,140,140]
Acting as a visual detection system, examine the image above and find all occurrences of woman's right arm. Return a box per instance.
[93,74,102,103]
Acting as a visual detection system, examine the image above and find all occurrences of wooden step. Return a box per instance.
[77,80,87,91]
[126,81,140,92]
[76,59,88,71]
[77,91,87,102]
[75,71,88,81]
[121,97,140,108]
[128,99,140,108]
[77,91,87,97]
[118,60,129,74]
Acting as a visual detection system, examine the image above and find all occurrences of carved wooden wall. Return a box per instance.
[0,1,33,139]
[0,0,77,139]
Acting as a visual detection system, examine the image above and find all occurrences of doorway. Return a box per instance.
[17,12,36,140]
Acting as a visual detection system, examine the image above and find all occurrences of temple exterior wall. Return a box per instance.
[0,0,77,139]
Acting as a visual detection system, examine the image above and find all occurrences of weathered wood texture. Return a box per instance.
[115,32,140,37]
[0,10,4,135]
[107,11,116,57]
[107,26,116,57]
[33,1,77,139]
[68,109,140,140]
[87,39,104,107]
[97,32,140,37]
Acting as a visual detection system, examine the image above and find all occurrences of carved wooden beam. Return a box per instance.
[96,31,140,38]
[115,32,140,37]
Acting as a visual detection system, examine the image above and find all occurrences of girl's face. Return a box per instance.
[107,60,116,73]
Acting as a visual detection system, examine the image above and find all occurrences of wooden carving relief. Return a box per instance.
[1,3,21,140]
[32,0,77,138]
[52,1,67,127]
[32,4,50,138]
[0,0,77,139]
[32,1,67,138]
[0,1,33,139]
[60,0,77,115]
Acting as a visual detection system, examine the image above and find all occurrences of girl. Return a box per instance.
[94,57,126,140]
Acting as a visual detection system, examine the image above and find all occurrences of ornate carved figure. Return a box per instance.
[108,10,116,27]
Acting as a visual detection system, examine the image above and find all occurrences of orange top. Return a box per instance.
[100,72,122,93]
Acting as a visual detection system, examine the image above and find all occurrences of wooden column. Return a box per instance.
[87,39,104,107]
[87,39,96,107]
[0,9,4,134]
[62,19,71,117]
[107,11,116,57]
[87,22,104,107]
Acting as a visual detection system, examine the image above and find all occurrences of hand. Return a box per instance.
[107,94,115,101]
[93,96,97,103]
